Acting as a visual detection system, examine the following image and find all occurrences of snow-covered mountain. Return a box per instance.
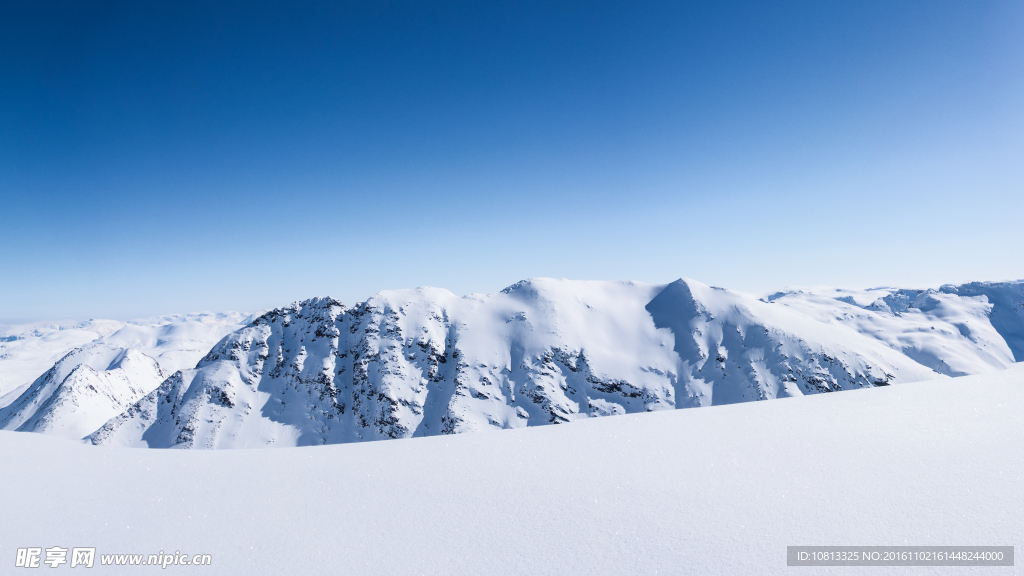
[0,345,166,439]
[0,313,247,439]
[940,280,1024,361]
[0,319,125,401]
[0,312,248,402]
[86,277,1022,449]
[762,284,1018,376]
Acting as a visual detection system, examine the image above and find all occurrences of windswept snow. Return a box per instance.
[2,366,1021,575]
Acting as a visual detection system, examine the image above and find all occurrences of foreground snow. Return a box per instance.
[2,366,1020,575]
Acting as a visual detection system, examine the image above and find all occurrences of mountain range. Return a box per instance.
[1,278,1020,448]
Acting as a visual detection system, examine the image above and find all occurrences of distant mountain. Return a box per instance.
[0,312,248,402]
[85,277,1021,449]
[0,313,247,438]
[763,283,1018,376]
[0,345,166,439]
[939,281,1024,361]
[0,319,125,402]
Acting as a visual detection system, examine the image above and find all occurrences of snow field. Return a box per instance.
[2,365,1021,575]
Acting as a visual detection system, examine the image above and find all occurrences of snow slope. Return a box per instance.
[0,313,247,404]
[764,284,1017,376]
[0,319,124,401]
[0,313,247,439]
[90,279,951,448]
[0,346,166,439]
[940,281,1024,361]
[2,366,1021,575]
[93,312,251,375]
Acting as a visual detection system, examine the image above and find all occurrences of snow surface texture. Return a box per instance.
[0,313,247,439]
[2,366,1021,575]
[82,277,1022,449]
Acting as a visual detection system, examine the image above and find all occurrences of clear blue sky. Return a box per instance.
[2,0,1022,323]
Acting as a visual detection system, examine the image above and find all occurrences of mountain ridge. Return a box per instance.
[1,276,1020,448]
[88,276,1020,448]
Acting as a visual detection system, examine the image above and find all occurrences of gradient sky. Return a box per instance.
[2,0,1022,323]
